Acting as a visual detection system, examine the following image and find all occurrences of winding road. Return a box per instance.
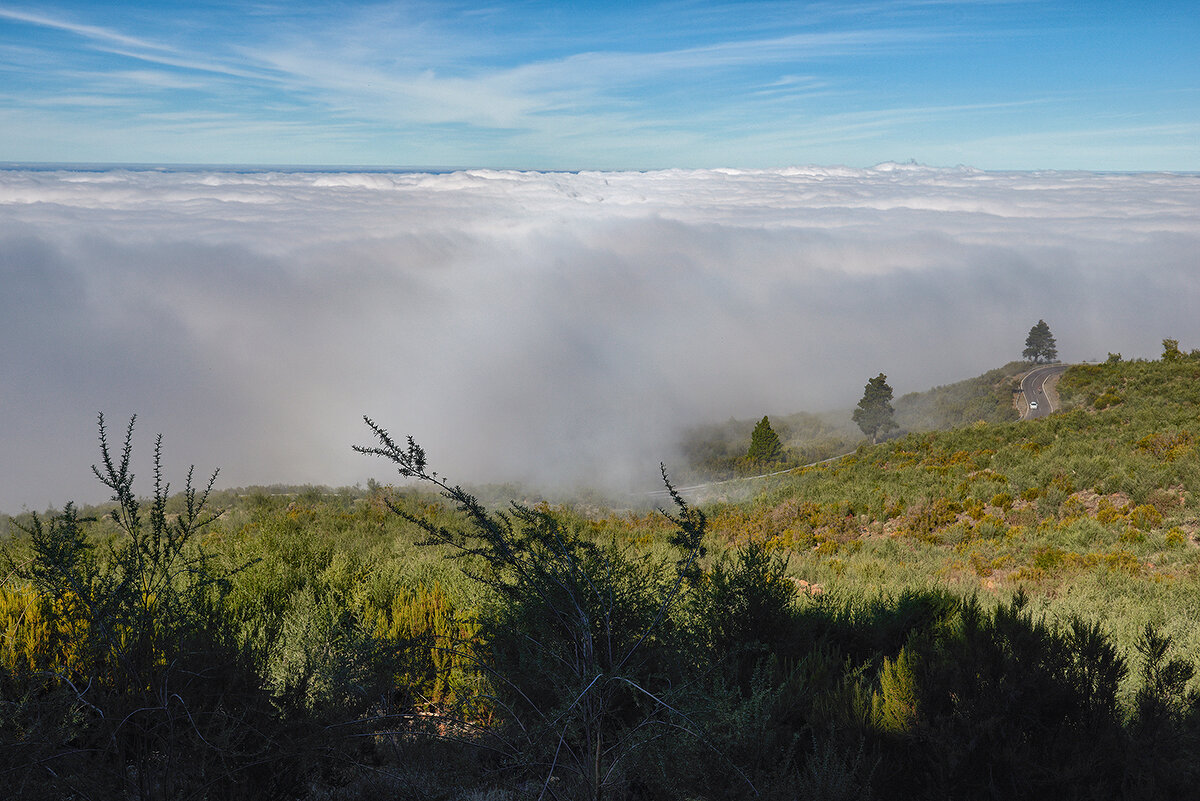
[1020,363,1068,420]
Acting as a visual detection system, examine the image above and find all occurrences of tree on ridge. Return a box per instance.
[853,374,898,444]
[1023,320,1058,364]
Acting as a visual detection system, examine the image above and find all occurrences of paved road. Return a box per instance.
[1021,363,1069,420]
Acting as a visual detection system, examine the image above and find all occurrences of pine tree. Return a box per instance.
[853,374,898,444]
[746,415,783,465]
[1022,320,1058,364]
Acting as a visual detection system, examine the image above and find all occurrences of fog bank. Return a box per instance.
[2,164,1197,511]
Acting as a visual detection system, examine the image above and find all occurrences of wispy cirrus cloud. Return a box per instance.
[0,6,170,51]
[0,4,283,87]
[0,1,1193,169]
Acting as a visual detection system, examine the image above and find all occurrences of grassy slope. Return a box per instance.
[9,356,1192,694]
[9,356,1200,798]
[278,354,1195,699]
[701,354,1200,696]
[894,360,1025,430]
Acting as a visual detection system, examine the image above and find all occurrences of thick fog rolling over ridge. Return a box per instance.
[2,164,1198,512]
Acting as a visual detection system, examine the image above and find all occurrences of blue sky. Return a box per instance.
[0,1,1197,170]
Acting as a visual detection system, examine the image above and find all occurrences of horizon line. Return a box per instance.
[2,160,1197,177]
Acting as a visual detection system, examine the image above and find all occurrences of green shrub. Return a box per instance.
[2,416,301,800]
[1130,504,1165,531]
[355,417,712,800]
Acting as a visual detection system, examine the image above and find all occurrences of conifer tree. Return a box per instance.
[746,415,783,464]
[853,374,898,444]
[1023,320,1058,364]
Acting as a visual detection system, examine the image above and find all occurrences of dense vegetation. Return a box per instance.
[4,351,1200,799]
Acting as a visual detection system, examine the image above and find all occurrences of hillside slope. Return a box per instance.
[894,360,1025,430]
[679,361,1027,480]
[705,352,1200,691]
[5,353,1200,799]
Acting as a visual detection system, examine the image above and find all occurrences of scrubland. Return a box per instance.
[4,352,1200,800]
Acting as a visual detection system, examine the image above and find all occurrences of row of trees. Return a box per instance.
[844,320,1056,448]
[746,373,898,462]
[743,319,1063,467]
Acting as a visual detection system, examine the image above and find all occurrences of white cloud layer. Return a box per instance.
[2,164,1199,511]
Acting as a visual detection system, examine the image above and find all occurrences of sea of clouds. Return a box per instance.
[2,164,1198,511]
